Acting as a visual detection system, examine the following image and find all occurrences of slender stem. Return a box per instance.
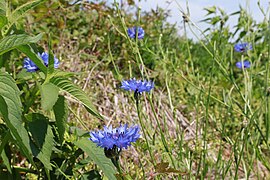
[135,93,155,165]
[111,156,123,178]
[148,94,176,169]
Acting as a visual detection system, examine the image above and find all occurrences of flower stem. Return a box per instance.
[111,156,123,179]
[135,92,155,165]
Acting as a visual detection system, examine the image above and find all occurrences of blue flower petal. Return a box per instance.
[89,124,140,149]
[234,43,252,53]
[236,60,251,69]
[23,52,60,72]
[121,78,154,93]
[127,27,145,39]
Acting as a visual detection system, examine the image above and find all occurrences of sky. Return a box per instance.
[87,0,269,40]
[134,0,269,40]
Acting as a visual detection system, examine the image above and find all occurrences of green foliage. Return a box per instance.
[0,72,35,166]
[40,82,59,110]
[53,95,68,144]
[0,0,109,179]
[26,113,54,170]
[0,34,42,55]
[0,0,270,179]
[74,138,117,180]
[50,77,103,120]
[1,0,45,36]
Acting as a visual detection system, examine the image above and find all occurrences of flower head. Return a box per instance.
[127,26,145,39]
[236,60,251,69]
[23,52,59,72]
[90,124,140,149]
[234,43,252,53]
[121,78,154,93]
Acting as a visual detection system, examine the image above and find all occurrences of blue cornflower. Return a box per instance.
[236,60,251,69]
[90,124,140,149]
[23,52,59,72]
[121,78,154,93]
[127,26,145,39]
[234,43,252,53]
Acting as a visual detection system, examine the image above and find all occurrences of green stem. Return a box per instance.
[135,93,155,165]
[111,156,123,178]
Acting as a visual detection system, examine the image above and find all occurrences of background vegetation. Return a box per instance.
[0,0,270,179]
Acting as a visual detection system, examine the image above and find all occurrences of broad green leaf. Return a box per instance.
[17,44,47,73]
[0,33,42,55]
[50,77,103,120]
[40,82,59,110]
[2,0,45,35]
[0,126,11,173]
[53,95,68,144]
[0,124,8,155]
[1,150,11,173]
[26,113,54,170]
[0,72,35,166]
[74,138,117,180]
[50,70,78,78]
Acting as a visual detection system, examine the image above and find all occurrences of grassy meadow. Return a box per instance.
[0,0,270,179]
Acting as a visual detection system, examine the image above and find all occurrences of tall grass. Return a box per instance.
[2,0,270,179]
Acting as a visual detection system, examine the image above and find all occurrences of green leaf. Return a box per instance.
[0,72,35,166]
[26,113,54,170]
[40,82,59,111]
[0,127,12,174]
[50,77,103,120]
[0,0,6,16]
[0,33,42,55]
[204,6,216,15]
[74,138,117,180]
[2,0,45,35]
[17,44,47,73]
[1,150,11,173]
[0,16,7,29]
[53,95,68,144]
[80,170,102,180]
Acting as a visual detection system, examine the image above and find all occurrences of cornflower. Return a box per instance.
[236,60,251,69]
[234,43,252,53]
[127,26,145,39]
[23,52,59,72]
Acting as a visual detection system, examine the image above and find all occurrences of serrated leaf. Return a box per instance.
[26,113,54,170]
[2,0,45,35]
[17,44,47,73]
[40,82,59,110]
[53,95,68,144]
[0,72,35,166]
[51,70,78,78]
[50,77,103,120]
[74,138,117,180]
[0,33,42,55]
